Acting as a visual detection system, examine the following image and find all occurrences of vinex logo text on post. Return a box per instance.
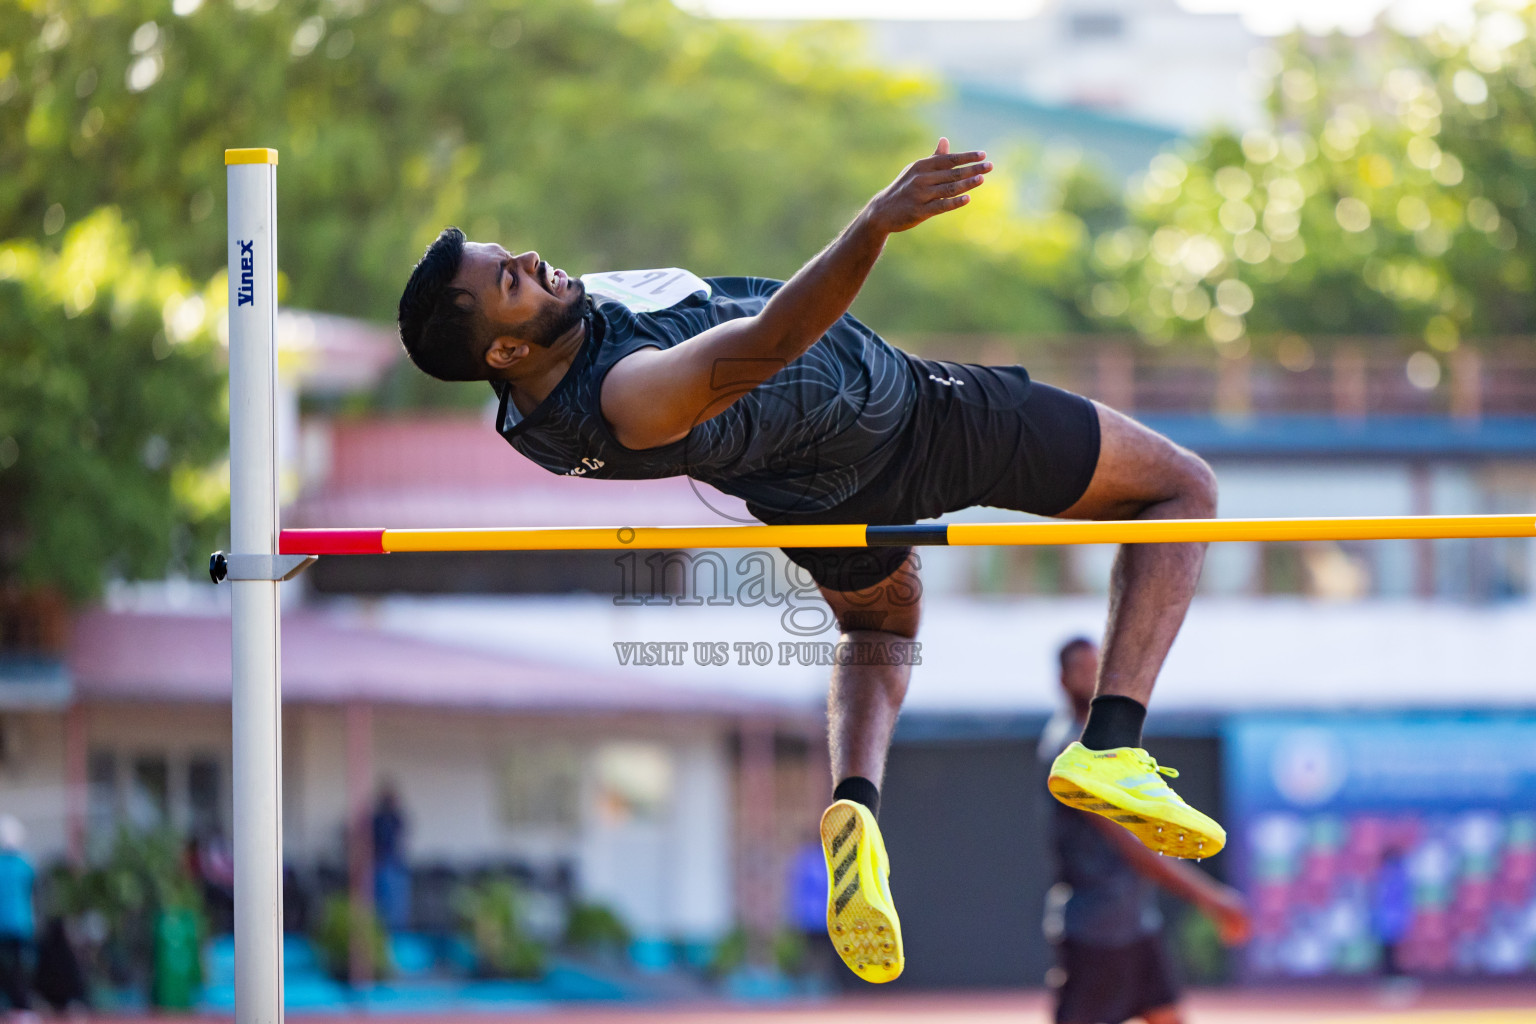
[236,240,255,307]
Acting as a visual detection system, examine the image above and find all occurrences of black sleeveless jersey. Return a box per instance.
[493,276,919,517]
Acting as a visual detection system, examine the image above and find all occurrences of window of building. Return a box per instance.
[1259,541,1376,598]
[85,747,228,843]
[87,750,117,844]
[499,742,582,830]
[1484,537,1532,600]
[128,755,169,830]
[1068,12,1124,40]
[594,742,673,825]
[971,546,1074,595]
[188,756,223,836]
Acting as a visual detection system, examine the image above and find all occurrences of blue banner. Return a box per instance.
[1224,713,1536,979]
[1228,714,1536,813]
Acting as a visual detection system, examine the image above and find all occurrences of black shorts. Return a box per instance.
[755,359,1101,593]
[1052,934,1181,1024]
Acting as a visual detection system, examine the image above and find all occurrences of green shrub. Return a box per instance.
[562,901,630,957]
[313,894,391,985]
[772,927,808,976]
[708,926,748,978]
[48,827,206,1000]
[451,879,546,980]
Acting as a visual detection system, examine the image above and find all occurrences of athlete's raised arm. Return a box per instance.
[600,139,991,450]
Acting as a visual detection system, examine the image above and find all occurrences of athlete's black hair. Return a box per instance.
[397,227,492,382]
[1057,636,1096,674]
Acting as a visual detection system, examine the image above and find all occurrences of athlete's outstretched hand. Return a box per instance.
[864,138,991,234]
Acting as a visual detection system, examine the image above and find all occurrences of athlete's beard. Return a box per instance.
[515,280,587,348]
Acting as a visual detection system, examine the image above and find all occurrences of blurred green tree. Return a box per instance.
[1083,5,1536,367]
[0,0,1087,346]
[0,209,226,605]
[0,0,1103,603]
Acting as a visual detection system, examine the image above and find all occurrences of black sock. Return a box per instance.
[1079,695,1147,751]
[833,776,880,817]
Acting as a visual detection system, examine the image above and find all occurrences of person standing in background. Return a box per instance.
[0,816,36,1021]
[785,830,841,988]
[1039,639,1251,1024]
[1372,846,1414,979]
[371,786,411,932]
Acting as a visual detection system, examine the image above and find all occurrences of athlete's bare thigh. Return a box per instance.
[1058,401,1216,521]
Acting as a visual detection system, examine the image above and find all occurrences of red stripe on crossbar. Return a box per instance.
[279,529,386,555]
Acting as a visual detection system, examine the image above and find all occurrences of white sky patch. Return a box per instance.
[672,0,1046,20]
[1178,0,1479,37]
[674,0,1482,35]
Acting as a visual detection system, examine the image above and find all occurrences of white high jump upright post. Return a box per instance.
[225,147,284,1024]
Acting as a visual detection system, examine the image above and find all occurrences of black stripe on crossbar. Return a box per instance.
[865,524,950,547]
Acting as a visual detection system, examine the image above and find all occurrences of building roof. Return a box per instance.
[289,416,749,530]
[66,609,806,719]
[279,310,400,394]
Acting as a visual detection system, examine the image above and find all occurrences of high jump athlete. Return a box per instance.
[396,140,1224,983]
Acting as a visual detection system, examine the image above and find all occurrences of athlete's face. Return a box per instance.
[453,242,586,365]
[1059,643,1099,711]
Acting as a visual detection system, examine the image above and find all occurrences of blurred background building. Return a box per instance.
[6,305,1531,999]
[1,0,1533,1011]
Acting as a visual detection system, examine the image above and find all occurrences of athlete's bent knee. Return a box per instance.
[820,552,923,638]
[1180,452,1218,518]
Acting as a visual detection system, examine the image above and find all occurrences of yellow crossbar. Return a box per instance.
[947,514,1536,547]
[383,523,869,552]
[279,515,1536,555]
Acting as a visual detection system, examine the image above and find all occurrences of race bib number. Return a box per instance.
[581,268,711,313]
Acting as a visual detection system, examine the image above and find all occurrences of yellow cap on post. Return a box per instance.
[225,148,279,165]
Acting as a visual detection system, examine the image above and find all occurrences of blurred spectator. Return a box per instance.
[31,917,85,1014]
[1372,847,1414,977]
[1039,639,1250,1024]
[0,816,35,1019]
[187,830,235,934]
[283,863,313,935]
[784,831,839,986]
[371,786,410,931]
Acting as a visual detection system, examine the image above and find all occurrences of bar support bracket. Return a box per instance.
[210,552,317,584]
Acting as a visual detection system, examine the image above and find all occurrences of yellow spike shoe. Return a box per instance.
[820,799,903,983]
[1047,741,1226,859]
